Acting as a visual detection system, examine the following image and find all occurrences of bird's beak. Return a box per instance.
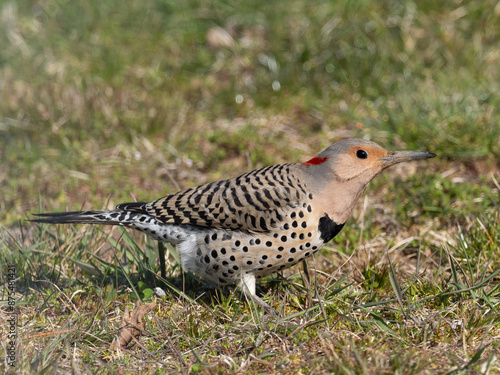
[379,150,436,168]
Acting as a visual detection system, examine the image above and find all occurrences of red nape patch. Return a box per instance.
[302,156,328,166]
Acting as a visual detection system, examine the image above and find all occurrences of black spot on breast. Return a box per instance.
[318,215,345,243]
[204,255,210,263]
[221,248,227,255]
[230,256,236,261]
[276,254,282,259]
[266,241,272,247]
[211,250,218,258]
[242,246,249,252]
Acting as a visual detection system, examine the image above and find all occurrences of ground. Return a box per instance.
[1,0,499,373]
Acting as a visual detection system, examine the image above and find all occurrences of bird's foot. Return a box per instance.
[248,294,278,317]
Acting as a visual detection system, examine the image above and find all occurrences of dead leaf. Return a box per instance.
[111,300,156,349]
[206,26,234,49]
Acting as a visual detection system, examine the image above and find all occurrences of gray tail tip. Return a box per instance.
[29,211,87,223]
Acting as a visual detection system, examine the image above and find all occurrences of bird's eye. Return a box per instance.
[356,149,368,159]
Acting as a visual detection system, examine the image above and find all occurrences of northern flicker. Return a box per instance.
[32,138,435,310]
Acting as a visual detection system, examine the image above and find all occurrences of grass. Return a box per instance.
[1,0,500,373]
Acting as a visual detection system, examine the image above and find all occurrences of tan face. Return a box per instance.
[301,138,435,223]
[331,144,390,181]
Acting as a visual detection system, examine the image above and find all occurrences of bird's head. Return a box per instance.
[301,138,436,222]
[303,138,436,182]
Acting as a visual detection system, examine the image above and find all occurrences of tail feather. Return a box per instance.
[31,209,188,243]
[115,202,148,211]
[31,210,138,225]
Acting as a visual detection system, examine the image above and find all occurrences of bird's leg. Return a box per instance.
[158,241,166,280]
[302,259,310,285]
[240,273,277,316]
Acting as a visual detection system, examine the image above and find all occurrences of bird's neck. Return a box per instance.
[299,162,372,224]
[314,178,370,224]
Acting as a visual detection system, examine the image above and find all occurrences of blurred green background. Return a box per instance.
[1,0,499,220]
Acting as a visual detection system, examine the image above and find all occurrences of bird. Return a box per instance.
[32,138,435,311]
